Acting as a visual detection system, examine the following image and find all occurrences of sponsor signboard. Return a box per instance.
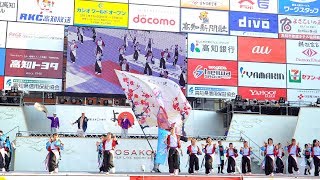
[230,11,278,38]
[238,87,287,101]
[0,21,6,48]
[279,0,320,17]
[287,89,320,102]
[181,8,229,34]
[129,0,180,7]
[230,0,278,13]
[286,40,320,65]
[6,22,64,51]
[74,0,128,28]
[278,15,320,40]
[4,76,62,92]
[188,34,237,61]
[181,0,229,10]
[187,85,237,99]
[287,64,320,89]
[129,4,180,32]
[93,0,128,2]
[238,62,287,88]
[238,37,286,63]
[0,48,5,75]
[0,0,17,21]
[5,49,63,78]
[187,59,238,86]
[17,0,74,25]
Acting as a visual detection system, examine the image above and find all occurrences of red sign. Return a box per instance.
[238,87,287,101]
[187,59,238,86]
[5,49,63,78]
[238,37,286,63]
[0,76,3,90]
[117,111,135,127]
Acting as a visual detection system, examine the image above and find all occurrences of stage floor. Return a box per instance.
[0,172,319,179]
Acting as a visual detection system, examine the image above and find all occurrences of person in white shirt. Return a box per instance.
[285,138,301,175]
[261,138,276,176]
[240,141,252,174]
[101,133,118,175]
[187,138,202,174]
[167,128,181,176]
[202,137,216,175]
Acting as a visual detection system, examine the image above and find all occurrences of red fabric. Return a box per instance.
[264,145,278,156]
[204,144,216,154]
[167,135,181,149]
[102,139,118,150]
[187,145,201,155]
[226,148,238,158]
[287,144,300,157]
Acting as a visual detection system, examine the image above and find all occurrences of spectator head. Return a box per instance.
[267,138,273,145]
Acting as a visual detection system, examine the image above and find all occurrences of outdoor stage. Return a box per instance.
[1,172,319,180]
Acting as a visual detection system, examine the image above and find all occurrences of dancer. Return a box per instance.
[118,45,126,64]
[96,136,104,173]
[92,28,96,42]
[167,127,181,176]
[122,33,128,50]
[72,113,89,137]
[187,138,202,174]
[202,137,216,175]
[226,143,238,174]
[312,139,320,176]
[303,144,312,175]
[261,138,277,176]
[77,27,84,44]
[101,133,118,175]
[120,59,130,72]
[133,42,140,61]
[120,114,131,138]
[95,51,102,75]
[145,37,154,52]
[46,113,60,133]
[144,51,153,75]
[286,138,301,175]
[275,143,285,174]
[217,141,225,174]
[160,48,170,71]
[96,37,105,55]
[240,141,252,174]
[171,45,182,66]
[0,130,5,172]
[4,137,15,172]
[45,133,64,174]
[70,40,78,63]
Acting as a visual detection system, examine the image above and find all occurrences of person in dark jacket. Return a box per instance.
[72,113,89,136]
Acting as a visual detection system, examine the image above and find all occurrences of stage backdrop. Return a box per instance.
[66,26,186,94]
[14,137,243,173]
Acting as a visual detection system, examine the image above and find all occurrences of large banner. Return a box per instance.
[187,34,237,61]
[66,27,186,94]
[238,87,287,101]
[0,0,17,21]
[129,4,180,32]
[230,0,278,13]
[287,64,320,89]
[4,76,62,92]
[287,89,320,102]
[180,0,229,10]
[187,85,237,99]
[187,59,238,86]
[181,8,229,34]
[6,22,64,51]
[5,49,63,78]
[279,0,320,17]
[238,37,286,63]
[230,11,278,38]
[129,0,180,7]
[0,21,6,48]
[286,40,320,65]
[278,15,320,40]
[0,48,5,75]
[238,62,286,88]
[17,0,74,25]
[74,0,128,28]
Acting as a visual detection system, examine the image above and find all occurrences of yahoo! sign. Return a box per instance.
[129,4,180,32]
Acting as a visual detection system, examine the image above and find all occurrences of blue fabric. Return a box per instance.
[155,128,170,165]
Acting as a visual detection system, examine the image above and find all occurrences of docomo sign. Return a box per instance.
[238,87,287,101]
[129,4,180,32]
[133,15,176,26]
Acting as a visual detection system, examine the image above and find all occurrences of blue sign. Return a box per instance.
[230,11,278,38]
[0,49,5,76]
[279,0,320,16]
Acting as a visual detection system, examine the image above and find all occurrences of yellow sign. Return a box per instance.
[74,0,128,28]
[0,177,5,180]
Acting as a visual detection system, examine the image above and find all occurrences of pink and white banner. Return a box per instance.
[115,70,191,132]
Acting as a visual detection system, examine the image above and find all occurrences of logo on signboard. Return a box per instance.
[298,94,304,100]
[199,11,209,24]
[238,0,255,9]
[249,89,277,98]
[302,48,317,57]
[190,42,201,53]
[6,79,11,86]
[280,17,292,32]
[239,16,270,29]
[193,65,231,79]
[240,67,285,80]
[37,0,54,14]
[289,69,302,83]
[252,46,272,55]
[188,87,194,94]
